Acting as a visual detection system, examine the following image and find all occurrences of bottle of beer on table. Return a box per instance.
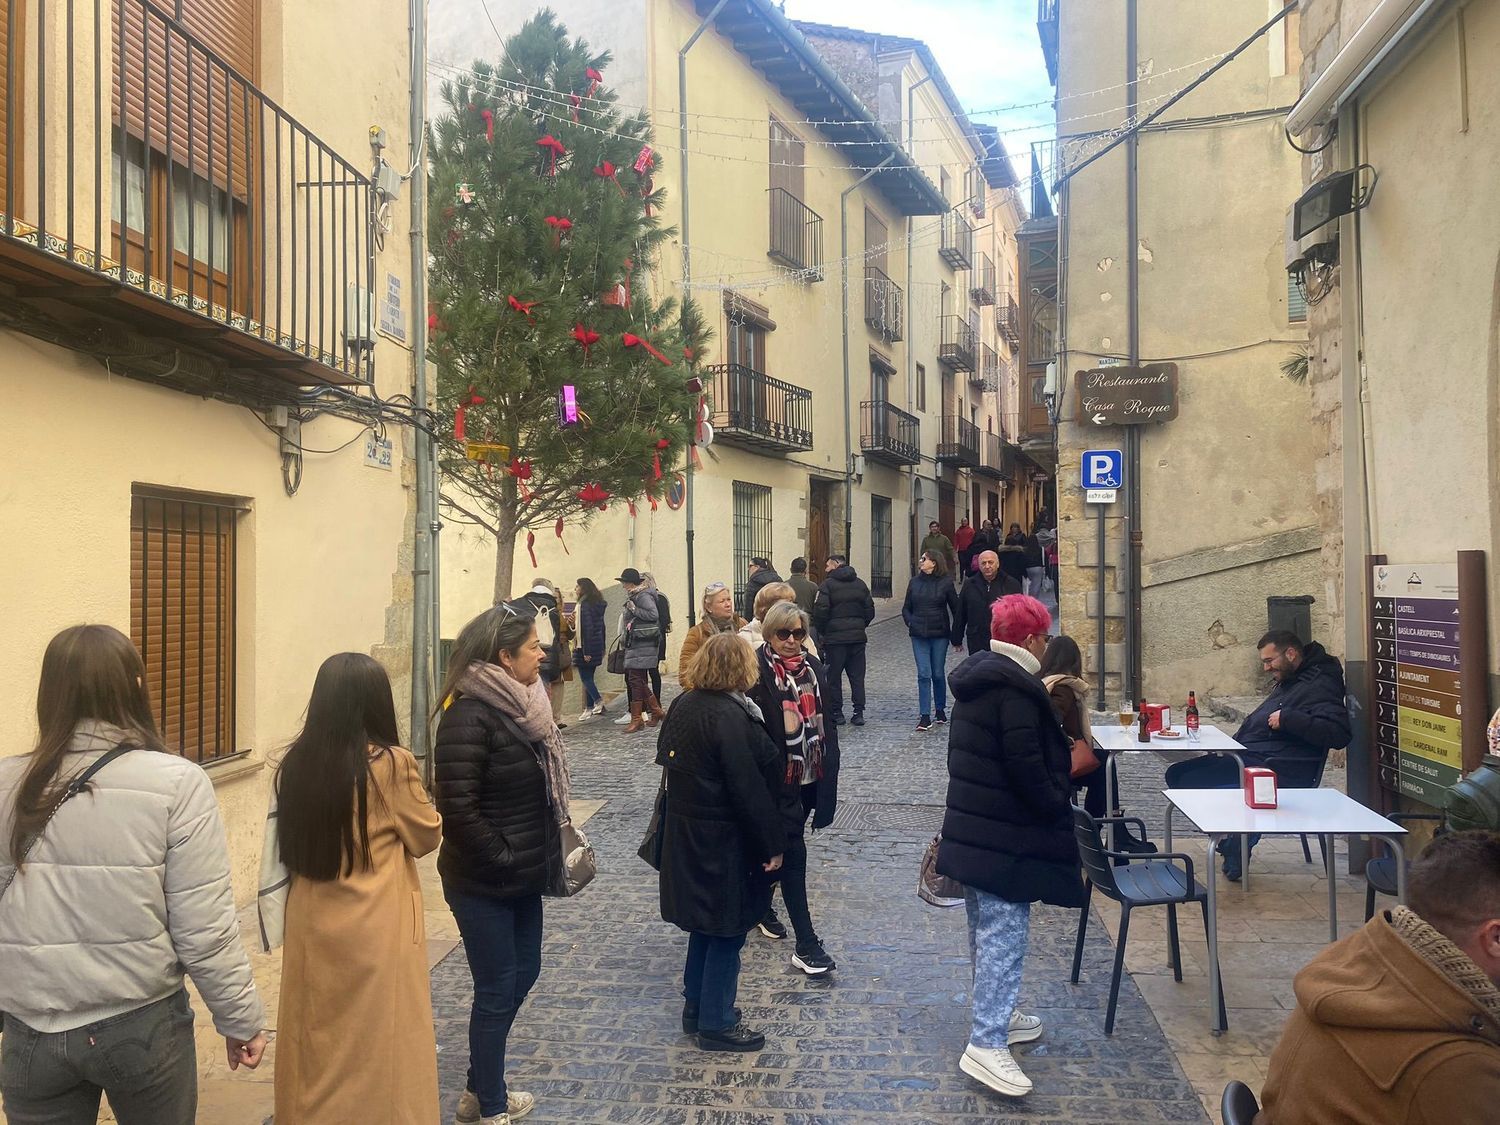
[1186,691,1200,743]
[1137,705,1151,744]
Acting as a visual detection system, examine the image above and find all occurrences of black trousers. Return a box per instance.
[771,784,819,947]
[822,642,867,717]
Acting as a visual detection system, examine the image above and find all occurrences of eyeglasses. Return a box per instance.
[774,628,808,642]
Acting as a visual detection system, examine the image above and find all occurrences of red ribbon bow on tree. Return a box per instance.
[508,457,533,501]
[454,386,485,441]
[427,312,446,335]
[578,483,611,510]
[593,161,626,198]
[507,295,537,324]
[526,530,538,568]
[622,332,672,366]
[633,145,655,177]
[567,93,582,122]
[536,135,566,176]
[477,107,494,143]
[585,66,604,97]
[571,322,601,361]
[555,518,570,555]
[652,437,671,480]
[544,215,573,247]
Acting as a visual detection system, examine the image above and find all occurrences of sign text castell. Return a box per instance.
[1074,363,1180,426]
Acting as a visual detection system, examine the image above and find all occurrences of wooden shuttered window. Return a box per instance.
[865,208,888,273]
[768,115,804,200]
[130,491,241,764]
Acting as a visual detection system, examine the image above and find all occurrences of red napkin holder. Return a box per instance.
[1244,767,1279,809]
[1141,703,1172,733]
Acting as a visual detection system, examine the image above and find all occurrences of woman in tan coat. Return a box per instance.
[678,581,746,688]
[272,653,443,1124]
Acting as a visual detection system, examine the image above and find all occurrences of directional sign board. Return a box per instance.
[1370,563,1464,804]
[1081,448,1122,504]
[1076,363,1179,426]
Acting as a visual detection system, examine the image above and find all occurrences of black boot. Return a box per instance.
[697,1023,766,1052]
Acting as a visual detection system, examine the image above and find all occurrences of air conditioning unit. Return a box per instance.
[345,286,374,353]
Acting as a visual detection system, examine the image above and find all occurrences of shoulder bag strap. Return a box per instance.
[0,746,131,902]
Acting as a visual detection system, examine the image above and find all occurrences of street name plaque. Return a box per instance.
[1074,363,1179,426]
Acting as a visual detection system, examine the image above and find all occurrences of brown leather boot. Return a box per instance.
[646,695,666,726]
[625,701,646,733]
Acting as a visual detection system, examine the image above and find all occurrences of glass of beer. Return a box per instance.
[1118,701,1135,728]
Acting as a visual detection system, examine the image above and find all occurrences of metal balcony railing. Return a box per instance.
[936,414,981,467]
[864,265,903,342]
[971,253,995,305]
[767,187,823,279]
[973,342,999,391]
[998,292,1021,346]
[0,0,375,390]
[859,399,920,467]
[977,429,1006,479]
[940,210,973,269]
[939,314,977,372]
[707,363,813,453]
[1038,0,1060,85]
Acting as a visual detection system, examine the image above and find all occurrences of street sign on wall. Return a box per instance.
[1081,448,1122,504]
[1075,363,1179,426]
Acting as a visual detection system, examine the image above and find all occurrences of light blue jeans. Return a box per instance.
[911,636,949,715]
[964,886,1031,1049]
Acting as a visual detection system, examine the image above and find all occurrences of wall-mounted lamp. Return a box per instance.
[1293,165,1378,240]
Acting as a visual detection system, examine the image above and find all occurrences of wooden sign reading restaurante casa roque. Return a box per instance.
[1075,363,1180,426]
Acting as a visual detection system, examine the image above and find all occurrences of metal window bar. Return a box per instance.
[707,363,814,451]
[731,482,773,610]
[767,186,823,279]
[971,253,995,306]
[870,496,892,598]
[859,399,920,466]
[937,414,981,466]
[940,210,973,269]
[939,314,977,372]
[863,266,903,342]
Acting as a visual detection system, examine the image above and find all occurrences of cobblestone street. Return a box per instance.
[430,617,1211,1124]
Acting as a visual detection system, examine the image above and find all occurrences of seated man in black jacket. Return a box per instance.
[1166,630,1352,879]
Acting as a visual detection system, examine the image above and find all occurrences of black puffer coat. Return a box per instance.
[748,652,841,839]
[812,565,876,645]
[951,571,1021,654]
[1234,642,1351,768]
[743,568,782,620]
[655,691,787,937]
[937,651,1085,907]
[433,696,557,899]
[902,571,959,639]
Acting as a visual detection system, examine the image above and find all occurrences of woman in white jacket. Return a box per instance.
[0,625,267,1125]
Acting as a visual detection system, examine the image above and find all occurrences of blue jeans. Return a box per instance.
[683,932,747,1033]
[964,887,1031,1049]
[577,659,602,708]
[0,991,197,1125]
[911,636,949,715]
[444,888,544,1118]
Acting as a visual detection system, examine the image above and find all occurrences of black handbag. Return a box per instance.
[606,637,626,675]
[637,769,667,870]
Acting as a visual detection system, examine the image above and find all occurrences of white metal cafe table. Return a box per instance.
[1162,787,1408,1034]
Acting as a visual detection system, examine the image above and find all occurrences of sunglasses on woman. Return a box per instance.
[774,628,808,642]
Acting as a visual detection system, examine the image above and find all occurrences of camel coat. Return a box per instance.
[274,747,443,1125]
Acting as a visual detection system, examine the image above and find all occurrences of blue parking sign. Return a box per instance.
[1082,449,1123,490]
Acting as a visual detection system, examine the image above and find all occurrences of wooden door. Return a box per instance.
[808,478,832,576]
[938,482,956,536]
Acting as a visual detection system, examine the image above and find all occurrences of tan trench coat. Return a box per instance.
[273,747,443,1124]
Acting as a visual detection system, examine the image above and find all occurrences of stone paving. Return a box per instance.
[430,615,1212,1124]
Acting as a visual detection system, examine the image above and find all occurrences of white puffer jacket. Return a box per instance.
[0,721,265,1038]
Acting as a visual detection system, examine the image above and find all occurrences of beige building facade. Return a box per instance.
[0,0,422,901]
[1039,0,1319,706]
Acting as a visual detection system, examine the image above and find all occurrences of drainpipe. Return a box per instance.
[408,0,433,773]
[905,76,933,536]
[679,0,730,626]
[1124,0,1142,703]
[842,155,896,559]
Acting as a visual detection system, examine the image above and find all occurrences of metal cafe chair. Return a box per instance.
[1221,1080,1261,1124]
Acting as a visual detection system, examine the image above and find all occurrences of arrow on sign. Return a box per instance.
[1092,413,1108,425]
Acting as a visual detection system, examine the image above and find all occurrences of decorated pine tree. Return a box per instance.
[428,11,706,601]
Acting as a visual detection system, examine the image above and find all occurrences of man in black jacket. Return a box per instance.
[812,555,876,726]
[742,558,782,620]
[952,551,1021,655]
[1167,630,1352,878]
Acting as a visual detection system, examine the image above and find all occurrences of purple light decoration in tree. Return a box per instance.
[557,384,579,427]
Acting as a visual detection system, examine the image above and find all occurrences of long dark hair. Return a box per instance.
[576,577,605,604]
[919,549,948,578]
[10,625,166,870]
[1039,634,1083,680]
[434,603,538,717]
[276,653,401,881]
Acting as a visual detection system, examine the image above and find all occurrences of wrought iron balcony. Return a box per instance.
[860,399,919,467]
[971,253,995,306]
[972,342,999,391]
[707,363,813,453]
[864,265,903,342]
[939,314,977,372]
[976,429,1006,480]
[936,414,980,467]
[767,187,823,279]
[998,292,1021,347]
[940,210,973,270]
[0,0,375,393]
[1038,0,1060,85]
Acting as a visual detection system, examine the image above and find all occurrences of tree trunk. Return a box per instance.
[493,504,518,604]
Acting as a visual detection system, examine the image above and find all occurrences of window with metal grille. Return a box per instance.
[1288,273,1308,323]
[870,495,893,599]
[916,362,927,412]
[130,488,243,764]
[731,482,773,611]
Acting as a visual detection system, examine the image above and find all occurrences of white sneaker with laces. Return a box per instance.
[576,709,596,723]
[959,1043,1033,1097]
[1007,1011,1043,1045]
[456,1089,534,1125]
[613,712,632,725]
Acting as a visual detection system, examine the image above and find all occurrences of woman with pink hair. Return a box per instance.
[936,594,1083,1101]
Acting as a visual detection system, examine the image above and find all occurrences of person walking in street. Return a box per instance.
[642,572,672,706]
[749,602,841,975]
[434,603,575,1125]
[903,549,959,731]
[677,581,746,689]
[920,520,957,575]
[812,554,876,726]
[519,579,571,727]
[787,557,819,616]
[0,625,268,1125]
[742,558,782,620]
[1022,528,1046,598]
[272,653,443,1125]
[655,633,787,1052]
[739,582,820,657]
[938,595,1085,1100]
[619,568,666,732]
[573,578,608,721]
[954,516,976,581]
[1257,831,1500,1124]
[952,550,1021,656]
[1000,523,1028,589]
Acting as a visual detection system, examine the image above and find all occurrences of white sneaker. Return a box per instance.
[1007,1011,1043,1045]
[576,710,596,723]
[592,703,607,716]
[613,712,632,725]
[456,1089,534,1124]
[959,1044,1033,1098]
